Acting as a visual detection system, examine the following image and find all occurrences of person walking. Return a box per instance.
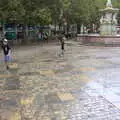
[1,39,11,70]
[58,32,66,56]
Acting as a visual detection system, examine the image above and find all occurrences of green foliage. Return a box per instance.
[0,0,119,26]
[32,8,52,25]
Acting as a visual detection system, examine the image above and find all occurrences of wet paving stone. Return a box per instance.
[1,40,120,119]
[45,93,61,104]
[1,99,18,108]
[0,74,15,79]
[79,67,96,72]
[10,112,21,120]
[42,59,55,62]
[57,93,75,102]
[55,66,73,74]
[34,94,45,107]
[78,56,91,59]
[20,96,34,105]
[39,70,55,76]
[19,72,40,76]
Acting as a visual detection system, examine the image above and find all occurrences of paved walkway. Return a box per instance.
[0,41,120,120]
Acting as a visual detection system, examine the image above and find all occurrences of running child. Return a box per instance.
[1,39,11,70]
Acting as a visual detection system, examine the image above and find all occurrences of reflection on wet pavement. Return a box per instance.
[0,40,120,119]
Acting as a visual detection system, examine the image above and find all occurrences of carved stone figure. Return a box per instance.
[105,13,112,23]
[100,16,104,24]
[113,13,117,24]
[106,0,112,8]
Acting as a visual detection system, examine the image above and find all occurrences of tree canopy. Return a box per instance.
[0,0,119,26]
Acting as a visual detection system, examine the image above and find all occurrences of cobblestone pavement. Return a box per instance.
[0,41,120,120]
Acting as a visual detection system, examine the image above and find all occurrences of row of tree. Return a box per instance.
[0,0,120,27]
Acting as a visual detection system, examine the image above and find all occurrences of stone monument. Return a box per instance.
[100,0,119,35]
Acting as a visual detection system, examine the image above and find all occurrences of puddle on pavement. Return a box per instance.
[4,77,20,90]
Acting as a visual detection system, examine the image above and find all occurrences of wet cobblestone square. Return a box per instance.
[0,40,120,119]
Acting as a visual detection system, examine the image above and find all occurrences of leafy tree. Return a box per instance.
[0,0,120,27]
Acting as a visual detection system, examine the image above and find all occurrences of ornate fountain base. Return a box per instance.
[100,23,117,36]
[77,34,120,46]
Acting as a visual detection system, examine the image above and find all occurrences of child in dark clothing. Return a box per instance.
[60,37,65,55]
[1,39,11,69]
[58,32,66,56]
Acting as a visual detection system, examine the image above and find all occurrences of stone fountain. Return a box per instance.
[77,0,120,46]
[100,0,119,35]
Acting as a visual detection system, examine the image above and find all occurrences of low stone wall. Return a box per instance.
[77,34,120,45]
